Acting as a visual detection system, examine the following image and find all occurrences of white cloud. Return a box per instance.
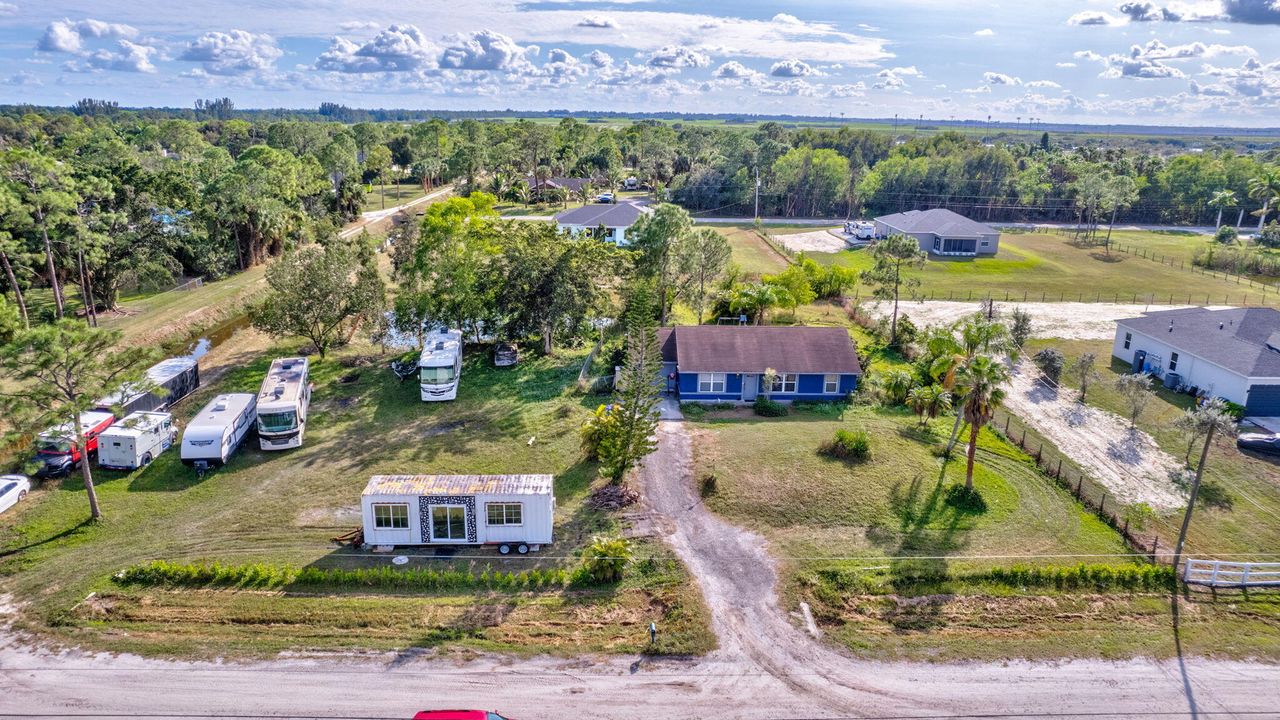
[771,13,804,25]
[67,39,158,73]
[338,21,381,32]
[37,18,138,54]
[440,29,535,71]
[647,45,710,68]
[578,15,618,29]
[4,70,39,85]
[828,82,866,98]
[1068,1,1279,26]
[1056,62,1078,68]
[983,71,1022,86]
[1074,39,1253,80]
[959,85,992,94]
[316,24,436,73]
[180,30,282,76]
[1068,11,1122,25]
[0,2,16,17]
[586,49,613,68]
[974,28,996,36]
[770,59,817,77]
[1201,56,1280,97]
[1026,79,1063,88]
[1221,0,1280,24]
[873,65,921,90]
[758,78,822,97]
[713,60,762,79]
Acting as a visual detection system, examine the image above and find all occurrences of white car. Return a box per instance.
[0,474,31,515]
[595,192,614,203]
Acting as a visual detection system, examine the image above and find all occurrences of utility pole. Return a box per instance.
[754,166,760,221]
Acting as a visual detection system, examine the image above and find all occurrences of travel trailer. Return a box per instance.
[256,357,311,450]
[95,357,200,416]
[360,474,555,554]
[31,411,116,479]
[419,328,463,402]
[844,220,876,240]
[97,412,176,470]
[180,393,257,470]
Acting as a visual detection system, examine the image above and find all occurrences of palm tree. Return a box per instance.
[1208,189,1236,229]
[927,315,1015,455]
[952,355,1010,491]
[514,184,532,209]
[1247,167,1280,233]
[729,282,784,325]
[575,182,594,206]
[1171,399,1237,573]
[908,384,953,428]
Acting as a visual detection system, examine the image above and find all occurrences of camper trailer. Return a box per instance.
[32,411,116,479]
[256,357,311,450]
[181,393,257,470]
[95,357,200,416]
[844,220,876,240]
[360,474,554,553]
[97,412,176,470]
[419,328,463,402]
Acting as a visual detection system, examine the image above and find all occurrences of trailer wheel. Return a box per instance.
[498,544,511,555]
[141,453,153,466]
[517,543,529,555]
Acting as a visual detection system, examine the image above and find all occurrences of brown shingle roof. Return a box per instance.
[665,325,861,374]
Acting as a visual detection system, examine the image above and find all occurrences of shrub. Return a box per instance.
[1009,307,1033,348]
[820,429,870,461]
[1123,502,1155,531]
[113,560,571,592]
[581,535,632,584]
[944,484,988,513]
[1214,225,1239,244]
[699,473,718,497]
[1258,220,1280,249]
[1221,400,1245,420]
[753,397,788,417]
[679,402,708,421]
[1033,347,1065,384]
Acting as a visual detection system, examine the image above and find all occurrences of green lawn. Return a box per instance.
[496,202,564,217]
[809,232,1278,306]
[715,226,790,277]
[360,179,429,213]
[0,340,713,658]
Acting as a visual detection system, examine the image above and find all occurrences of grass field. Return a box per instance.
[360,179,429,213]
[804,232,1277,306]
[0,340,713,658]
[715,226,789,276]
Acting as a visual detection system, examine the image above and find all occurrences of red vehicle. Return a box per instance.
[32,411,116,479]
[409,707,509,712]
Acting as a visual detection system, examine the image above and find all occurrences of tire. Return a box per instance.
[17,490,26,501]
[141,453,152,466]
[517,543,529,555]
[498,544,511,555]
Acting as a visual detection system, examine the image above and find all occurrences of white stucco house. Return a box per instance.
[554,202,646,247]
[1112,307,1280,415]
[873,208,1000,257]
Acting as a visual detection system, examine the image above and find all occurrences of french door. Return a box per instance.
[430,505,467,541]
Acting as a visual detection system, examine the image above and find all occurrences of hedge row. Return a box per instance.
[114,560,577,591]
[815,562,1176,593]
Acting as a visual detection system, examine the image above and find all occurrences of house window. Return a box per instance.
[1123,332,1131,350]
[698,373,726,393]
[980,240,990,247]
[770,373,798,393]
[1169,352,1179,372]
[373,503,409,530]
[486,503,523,526]
[824,374,840,394]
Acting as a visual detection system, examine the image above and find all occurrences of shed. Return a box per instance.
[360,474,555,553]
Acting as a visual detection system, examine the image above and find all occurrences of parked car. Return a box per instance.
[595,192,614,203]
[493,341,519,368]
[32,411,116,479]
[409,707,509,712]
[1237,432,1280,455]
[0,475,31,515]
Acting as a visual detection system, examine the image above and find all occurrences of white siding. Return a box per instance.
[361,491,554,546]
[361,493,421,546]
[1112,326,1250,404]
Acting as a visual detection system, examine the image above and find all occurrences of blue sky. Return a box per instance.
[1,1,1278,125]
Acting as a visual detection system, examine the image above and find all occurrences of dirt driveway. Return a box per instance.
[871,299,1227,340]
[772,228,847,253]
[1003,363,1185,511]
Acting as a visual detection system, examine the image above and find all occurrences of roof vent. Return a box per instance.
[435,341,445,350]
[272,385,285,399]
[439,327,448,335]
[1220,322,1225,330]
[214,402,227,411]
[1168,321,1174,332]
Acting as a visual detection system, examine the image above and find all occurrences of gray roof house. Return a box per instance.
[555,202,646,247]
[873,208,1000,257]
[1112,306,1280,415]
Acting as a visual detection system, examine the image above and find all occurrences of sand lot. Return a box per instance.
[773,229,848,253]
[868,300,1226,340]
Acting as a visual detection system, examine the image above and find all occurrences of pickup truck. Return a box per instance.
[32,411,116,479]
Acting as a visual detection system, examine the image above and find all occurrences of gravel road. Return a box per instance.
[2,412,1277,718]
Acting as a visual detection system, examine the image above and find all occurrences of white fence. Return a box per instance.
[1183,559,1280,588]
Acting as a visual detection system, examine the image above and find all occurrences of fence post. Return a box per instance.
[1055,458,1062,477]
[1242,564,1251,586]
[1004,416,1010,434]
[1021,428,1027,447]
[1075,477,1083,497]
[1099,493,1106,515]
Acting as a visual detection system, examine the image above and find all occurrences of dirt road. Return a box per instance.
[870,299,1230,340]
[2,413,1277,718]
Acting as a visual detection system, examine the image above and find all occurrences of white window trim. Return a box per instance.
[486,502,524,527]
[1123,332,1131,350]
[372,503,410,530]
[698,372,726,393]
[771,373,798,393]
[824,374,839,394]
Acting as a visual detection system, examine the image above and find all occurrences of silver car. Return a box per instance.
[0,474,31,516]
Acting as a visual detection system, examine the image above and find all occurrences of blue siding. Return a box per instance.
[678,370,859,402]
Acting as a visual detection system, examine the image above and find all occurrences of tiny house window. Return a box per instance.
[698,373,726,393]
[824,374,839,394]
[373,503,410,529]
[486,503,523,526]
[770,373,798,393]
[1169,352,1179,371]
[1123,332,1131,350]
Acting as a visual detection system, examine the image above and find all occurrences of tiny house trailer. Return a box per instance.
[96,357,200,416]
[181,393,257,470]
[361,474,554,553]
[419,328,463,402]
[256,357,311,450]
[97,412,176,470]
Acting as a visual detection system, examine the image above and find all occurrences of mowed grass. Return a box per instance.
[714,226,789,276]
[1025,338,1280,559]
[0,340,713,658]
[360,179,430,213]
[808,232,1277,306]
[94,265,268,348]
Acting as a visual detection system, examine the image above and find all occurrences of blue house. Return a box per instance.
[658,325,862,403]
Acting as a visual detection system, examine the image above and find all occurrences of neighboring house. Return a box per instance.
[873,208,1000,257]
[523,175,596,197]
[657,325,862,402]
[555,202,645,246]
[1112,306,1280,415]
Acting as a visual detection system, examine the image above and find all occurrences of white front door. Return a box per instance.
[430,505,468,542]
[742,374,758,401]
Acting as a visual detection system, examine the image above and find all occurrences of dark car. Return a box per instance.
[1237,432,1280,455]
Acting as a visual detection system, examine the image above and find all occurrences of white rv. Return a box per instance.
[256,357,311,450]
[844,220,876,240]
[181,393,257,470]
[419,328,462,402]
[360,474,555,553]
[97,412,176,470]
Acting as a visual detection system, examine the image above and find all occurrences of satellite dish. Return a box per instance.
[392,555,409,565]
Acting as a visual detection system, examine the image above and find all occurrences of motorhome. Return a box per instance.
[181,393,257,470]
[95,357,200,417]
[97,412,176,470]
[844,220,876,241]
[419,328,463,402]
[256,357,311,450]
[32,411,116,479]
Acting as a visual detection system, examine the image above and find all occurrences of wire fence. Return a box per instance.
[913,287,1275,306]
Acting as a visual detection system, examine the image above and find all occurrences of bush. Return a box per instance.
[1214,225,1238,244]
[944,484,988,513]
[753,397,788,417]
[1259,220,1280,249]
[1033,347,1065,384]
[113,560,573,591]
[1221,400,1245,420]
[699,473,718,497]
[1123,502,1155,531]
[1009,307,1033,348]
[581,535,632,584]
[820,429,870,461]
